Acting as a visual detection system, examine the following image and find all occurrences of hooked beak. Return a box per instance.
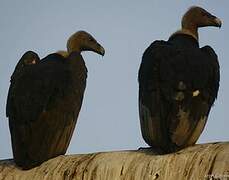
[82,42,105,56]
[96,43,105,56]
[82,43,105,56]
[213,17,222,28]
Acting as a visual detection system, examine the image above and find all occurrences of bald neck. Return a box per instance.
[67,44,81,54]
[170,7,200,41]
[181,21,198,40]
[170,16,199,41]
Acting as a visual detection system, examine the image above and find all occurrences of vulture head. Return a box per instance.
[67,31,105,56]
[171,6,222,40]
[182,6,222,29]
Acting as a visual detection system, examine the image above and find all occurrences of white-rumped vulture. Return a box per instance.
[138,6,221,153]
[6,31,105,169]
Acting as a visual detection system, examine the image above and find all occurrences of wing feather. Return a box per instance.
[139,40,219,152]
[7,53,87,169]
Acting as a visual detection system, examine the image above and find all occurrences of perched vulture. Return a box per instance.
[6,31,105,169]
[138,6,221,153]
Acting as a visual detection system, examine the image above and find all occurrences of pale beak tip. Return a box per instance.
[215,17,222,28]
[100,46,105,56]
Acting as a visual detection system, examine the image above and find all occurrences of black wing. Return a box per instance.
[200,45,220,102]
[7,54,65,121]
[7,52,87,169]
[6,51,40,117]
[138,41,219,152]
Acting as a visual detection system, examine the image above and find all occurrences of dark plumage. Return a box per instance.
[6,51,40,119]
[6,31,105,169]
[10,51,40,81]
[138,6,221,153]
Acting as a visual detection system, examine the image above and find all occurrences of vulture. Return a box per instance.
[6,31,105,169]
[138,6,221,153]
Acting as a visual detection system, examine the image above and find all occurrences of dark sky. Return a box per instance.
[0,0,228,159]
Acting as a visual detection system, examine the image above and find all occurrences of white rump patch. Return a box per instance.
[192,90,200,97]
